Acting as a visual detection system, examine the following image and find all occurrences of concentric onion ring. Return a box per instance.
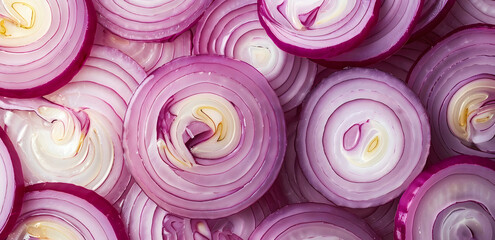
[297,68,430,208]
[123,55,286,219]
[194,0,317,112]
[0,45,145,204]
[257,0,380,59]
[8,183,128,240]
[408,25,495,161]
[93,0,212,41]
[395,155,495,240]
[0,127,23,239]
[248,203,379,239]
[0,0,96,98]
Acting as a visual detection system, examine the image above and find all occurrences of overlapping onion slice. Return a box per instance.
[0,0,96,98]
[93,0,212,41]
[395,155,495,240]
[95,25,192,74]
[257,0,380,59]
[0,45,145,204]
[317,0,422,67]
[194,0,317,112]
[0,127,23,239]
[297,68,430,208]
[249,203,379,240]
[434,0,495,37]
[121,183,212,240]
[123,55,286,219]
[8,183,128,240]
[408,25,495,161]
[411,0,454,39]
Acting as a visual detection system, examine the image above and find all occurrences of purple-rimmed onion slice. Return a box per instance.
[8,183,128,240]
[297,68,430,208]
[408,25,495,161]
[121,183,212,239]
[0,0,96,98]
[0,127,23,239]
[95,25,192,74]
[410,0,454,39]
[123,55,286,219]
[249,203,379,239]
[395,155,495,240]
[317,0,423,67]
[0,45,145,205]
[257,0,380,59]
[93,0,212,41]
[434,0,495,37]
[194,0,317,112]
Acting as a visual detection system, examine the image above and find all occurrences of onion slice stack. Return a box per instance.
[317,0,423,67]
[0,45,145,204]
[194,0,317,112]
[8,183,128,240]
[93,0,212,41]
[0,127,23,239]
[408,25,495,161]
[249,203,379,239]
[395,155,495,240]
[257,0,380,59]
[0,0,96,98]
[297,68,430,208]
[124,55,286,219]
[121,183,212,239]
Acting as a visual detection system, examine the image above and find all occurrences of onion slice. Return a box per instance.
[0,127,23,239]
[297,68,430,208]
[93,0,212,41]
[194,0,317,112]
[257,0,380,59]
[317,0,423,67]
[8,183,128,240]
[0,0,96,98]
[123,55,286,219]
[408,25,495,161]
[249,203,379,239]
[395,155,495,240]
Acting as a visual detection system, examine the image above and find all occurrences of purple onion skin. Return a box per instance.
[0,127,23,240]
[0,0,97,98]
[395,155,495,240]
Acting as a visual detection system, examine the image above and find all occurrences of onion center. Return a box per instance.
[10,219,81,240]
[342,120,387,167]
[0,0,51,47]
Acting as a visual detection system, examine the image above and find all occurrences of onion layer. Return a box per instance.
[395,155,495,240]
[297,68,430,208]
[194,0,317,112]
[248,203,379,240]
[123,55,286,219]
[0,0,96,98]
[411,0,454,38]
[257,0,380,59]
[434,0,495,36]
[93,0,212,41]
[8,183,128,240]
[0,127,23,239]
[408,25,495,161]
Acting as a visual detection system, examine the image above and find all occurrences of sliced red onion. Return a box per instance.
[0,127,23,239]
[317,0,423,67]
[194,0,317,112]
[434,0,495,37]
[8,183,128,240]
[95,25,192,74]
[121,182,212,240]
[93,0,212,41]
[123,55,286,219]
[297,68,430,208]
[408,25,495,161]
[411,0,454,39]
[249,203,379,239]
[257,0,380,59]
[0,45,145,205]
[0,0,96,98]
[395,155,495,240]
